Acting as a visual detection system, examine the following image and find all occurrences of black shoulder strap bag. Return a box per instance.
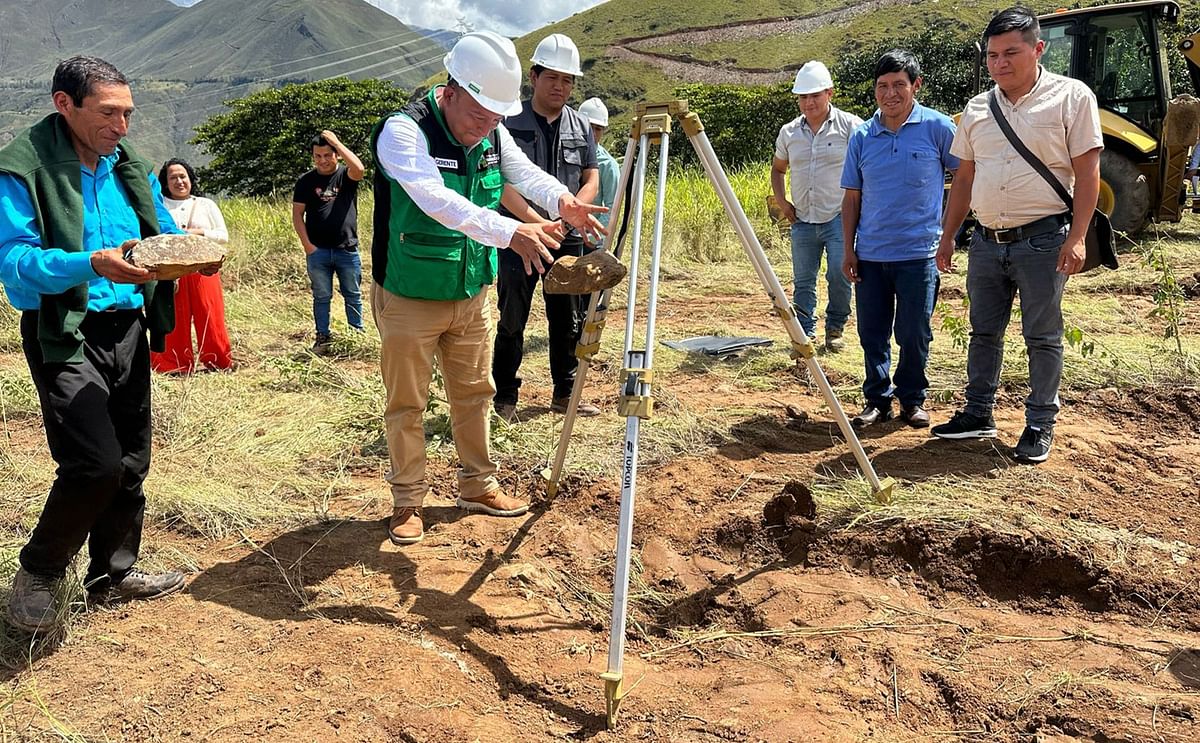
[987,89,1118,272]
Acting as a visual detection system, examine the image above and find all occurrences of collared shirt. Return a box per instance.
[594,143,620,230]
[841,102,959,261]
[377,116,568,250]
[952,67,1103,229]
[774,106,863,223]
[0,150,181,312]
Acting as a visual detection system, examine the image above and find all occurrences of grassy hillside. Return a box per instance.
[0,0,440,85]
[0,0,183,79]
[0,0,443,167]
[508,0,996,131]
[490,0,1200,146]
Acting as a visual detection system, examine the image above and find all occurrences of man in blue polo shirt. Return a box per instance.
[840,49,958,429]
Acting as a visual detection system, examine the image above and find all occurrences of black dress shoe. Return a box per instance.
[851,404,892,429]
[900,405,930,427]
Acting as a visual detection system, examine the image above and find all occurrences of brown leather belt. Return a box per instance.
[979,213,1069,245]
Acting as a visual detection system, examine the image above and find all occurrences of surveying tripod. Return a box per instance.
[543,101,895,728]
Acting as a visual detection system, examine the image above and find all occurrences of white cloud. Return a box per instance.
[364,0,606,37]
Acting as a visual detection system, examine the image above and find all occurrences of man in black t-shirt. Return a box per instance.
[292,130,365,353]
[492,33,601,421]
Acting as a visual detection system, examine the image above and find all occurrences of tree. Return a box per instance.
[670,83,797,169]
[832,22,979,119]
[192,77,414,197]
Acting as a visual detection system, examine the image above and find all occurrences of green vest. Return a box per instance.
[369,87,504,301]
[0,113,172,362]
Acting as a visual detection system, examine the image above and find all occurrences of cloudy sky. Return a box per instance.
[363,0,607,36]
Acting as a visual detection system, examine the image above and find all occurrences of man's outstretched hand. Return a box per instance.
[558,194,609,245]
[508,223,560,276]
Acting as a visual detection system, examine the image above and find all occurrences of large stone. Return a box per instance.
[543,250,627,295]
[126,234,226,280]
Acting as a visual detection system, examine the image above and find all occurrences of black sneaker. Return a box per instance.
[931,410,998,439]
[1012,425,1053,463]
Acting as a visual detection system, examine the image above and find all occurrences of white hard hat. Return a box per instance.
[792,61,834,95]
[443,31,523,116]
[531,33,583,77]
[578,97,609,127]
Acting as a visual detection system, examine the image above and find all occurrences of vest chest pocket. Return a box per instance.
[561,136,587,167]
[477,168,503,209]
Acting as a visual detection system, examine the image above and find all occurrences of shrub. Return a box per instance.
[193,77,413,197]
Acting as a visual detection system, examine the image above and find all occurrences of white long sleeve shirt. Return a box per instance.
[162,195,229,243]
[376,115,568,249]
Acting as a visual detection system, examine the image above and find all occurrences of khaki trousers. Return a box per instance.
[372,284,500,508]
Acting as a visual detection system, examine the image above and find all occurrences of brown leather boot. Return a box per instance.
[456,490,529,517]
[388,507,424,545]
[551,397,600,416]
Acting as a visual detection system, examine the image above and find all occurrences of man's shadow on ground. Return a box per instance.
[187,505,608,736]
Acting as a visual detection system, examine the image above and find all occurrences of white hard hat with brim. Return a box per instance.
[444,31,524,116]
[792,61,834,95]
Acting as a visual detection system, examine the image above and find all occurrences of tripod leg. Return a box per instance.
[680,114,894,502]
[545,135,640,497]
[603,132,671,729]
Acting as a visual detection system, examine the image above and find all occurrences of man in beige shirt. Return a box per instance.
[933,5,1102,463]
[771,61,863,351]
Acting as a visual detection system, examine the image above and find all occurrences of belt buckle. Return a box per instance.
[993,227,1016,244]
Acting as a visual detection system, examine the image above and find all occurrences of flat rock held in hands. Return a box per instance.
[126,234,226,280]
[543,250,627,295]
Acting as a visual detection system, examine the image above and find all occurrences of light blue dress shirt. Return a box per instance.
[594,144,620,230]
[0,149,181,312]
[841,103,959,262]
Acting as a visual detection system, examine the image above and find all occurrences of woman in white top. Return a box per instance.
[151,158,234,372]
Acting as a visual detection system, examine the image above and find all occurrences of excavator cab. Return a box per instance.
[1037,1,1184,233]
[1036,0,1185,232]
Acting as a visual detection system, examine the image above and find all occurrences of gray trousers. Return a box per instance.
[963,226,1069,428]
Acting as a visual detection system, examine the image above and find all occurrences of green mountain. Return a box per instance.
[0,0,443,166]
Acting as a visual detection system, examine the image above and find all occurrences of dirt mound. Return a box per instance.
[691,479,1199,628]
[816,523,1197,625]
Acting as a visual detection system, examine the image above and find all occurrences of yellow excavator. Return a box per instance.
[1034,0,1199,233]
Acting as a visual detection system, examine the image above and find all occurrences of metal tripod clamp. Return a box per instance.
[618,366,655,419]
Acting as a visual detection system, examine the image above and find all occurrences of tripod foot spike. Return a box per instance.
[873,476,897,504]
[601,672,625,729]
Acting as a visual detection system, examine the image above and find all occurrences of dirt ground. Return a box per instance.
[2,286,1199,743]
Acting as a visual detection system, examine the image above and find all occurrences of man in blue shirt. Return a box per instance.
[578,96,620,234]
[840,50,958,429]
[0,56,187,633]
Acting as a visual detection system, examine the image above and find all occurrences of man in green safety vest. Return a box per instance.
[369,30,606,546]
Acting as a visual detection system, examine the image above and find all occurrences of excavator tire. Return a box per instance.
[1100,150,1150,234]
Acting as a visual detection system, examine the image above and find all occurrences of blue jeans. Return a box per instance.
[855,257,939,409]
[790,217,851,337]
[964,227,1069,428]
[306,248,364,335]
